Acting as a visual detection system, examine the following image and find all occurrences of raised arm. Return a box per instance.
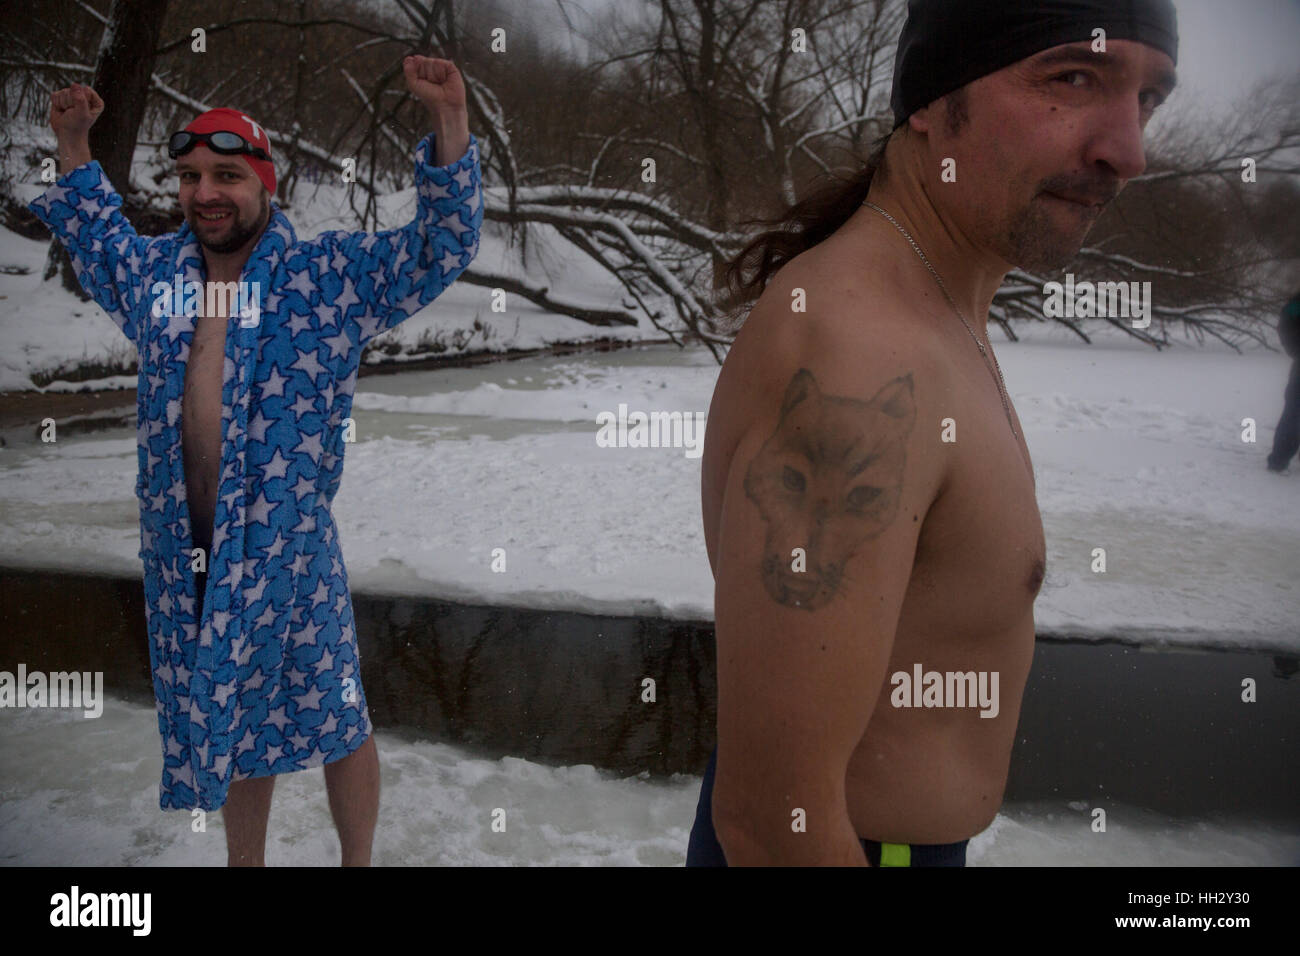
[310,56,481,360]
[27,83,159,348]
[404,55,470,168]
[51,82,101,174]
[708,282,948,865]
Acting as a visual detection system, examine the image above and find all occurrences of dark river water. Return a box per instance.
[2,567,1296,822]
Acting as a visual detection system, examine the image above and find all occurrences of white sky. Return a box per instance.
[1170,0,1299,115]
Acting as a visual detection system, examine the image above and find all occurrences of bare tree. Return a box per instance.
[572,0,1299,354]
[7,0,1298,364]
[36,0,171,296]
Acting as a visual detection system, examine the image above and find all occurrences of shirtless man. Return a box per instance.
[687,0,1179,865]
[35,55,479,865]
[173,126,310,868]
[179,140,266,574]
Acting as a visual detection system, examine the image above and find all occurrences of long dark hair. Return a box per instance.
[713,131,892,333]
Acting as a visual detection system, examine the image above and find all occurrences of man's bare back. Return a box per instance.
[182,296,229,556]
[701,209,1046,846]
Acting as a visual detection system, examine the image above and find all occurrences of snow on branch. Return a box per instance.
[456,269,641,328]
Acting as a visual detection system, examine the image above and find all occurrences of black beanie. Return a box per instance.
[890,0,1179,129]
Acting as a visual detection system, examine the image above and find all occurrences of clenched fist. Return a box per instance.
[49,83,104,139]
[402,56,467,117]
[402,55,470,165]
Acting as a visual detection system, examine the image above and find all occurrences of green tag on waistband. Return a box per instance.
[880,842,911,867]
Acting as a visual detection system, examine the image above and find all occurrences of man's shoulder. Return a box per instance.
[712,245,950,499]
[732,247,948,389]
[708,246,951,555]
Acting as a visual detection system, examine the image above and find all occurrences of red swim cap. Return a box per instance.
[181,107,276,196]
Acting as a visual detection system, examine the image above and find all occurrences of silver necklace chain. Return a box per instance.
[861,200,1018,441]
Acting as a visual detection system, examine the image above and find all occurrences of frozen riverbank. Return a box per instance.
[1,326,1296,651]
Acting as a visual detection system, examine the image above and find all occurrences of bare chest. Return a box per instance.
[904,390,1046,641]
[182,308,229,430]
[180,300,230,541]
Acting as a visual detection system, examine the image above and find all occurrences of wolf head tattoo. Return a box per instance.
[743,368,916,610]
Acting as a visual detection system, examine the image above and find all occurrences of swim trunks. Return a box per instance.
[686,747,969,866]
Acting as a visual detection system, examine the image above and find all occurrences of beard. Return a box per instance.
[191,194,270,255]
[1004,200,1089,272]
[1003,173,1119,272]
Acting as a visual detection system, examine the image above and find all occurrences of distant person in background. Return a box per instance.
[1265,291,1300,473]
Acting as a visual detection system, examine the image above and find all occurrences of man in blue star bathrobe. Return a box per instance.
[28,55,481,865]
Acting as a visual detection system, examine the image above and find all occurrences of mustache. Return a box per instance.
[1039,174,1120,207]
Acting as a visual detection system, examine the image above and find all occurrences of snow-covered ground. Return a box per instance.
[2,694,1294,866]
[1,320,1296,650]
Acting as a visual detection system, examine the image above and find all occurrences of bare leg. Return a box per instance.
[223,775,276,866]
[323,735,380,866]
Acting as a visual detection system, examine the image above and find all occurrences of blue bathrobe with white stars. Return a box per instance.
[29,132,482,811]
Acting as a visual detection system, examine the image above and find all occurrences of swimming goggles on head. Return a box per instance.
[168,130,270,161]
